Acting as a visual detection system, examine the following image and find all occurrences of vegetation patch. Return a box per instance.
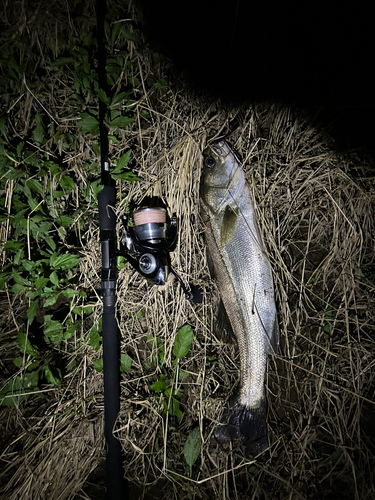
[1,1,375,499]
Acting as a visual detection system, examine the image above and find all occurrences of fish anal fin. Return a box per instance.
[215,299,235,342]
[206,247,216,280]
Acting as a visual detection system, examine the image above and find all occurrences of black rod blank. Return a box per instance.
[96,0,126,497]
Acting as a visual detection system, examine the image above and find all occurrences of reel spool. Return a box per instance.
[133,207,168,244]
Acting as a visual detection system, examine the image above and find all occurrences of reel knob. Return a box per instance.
[139,253,157,275]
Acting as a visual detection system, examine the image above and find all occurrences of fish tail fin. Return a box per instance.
[211,398,268,456]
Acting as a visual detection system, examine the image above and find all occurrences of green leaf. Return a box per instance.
[178,369,189,381]
[44,237,55,253]
[98,88,110,104]
[13,208,28,226]
[11,283,30,294]
[122,171,140,182]
[33,114,45,144]
[111,170,140,182]
[121,29,141,44]
[12,272,31,286]
[27,299,39,324]
[51,253,80,270]
[0,372,39,406]
[63,322,77,340]
[32,213,48,223]
[79,113,99,135]
[113,150,131,171]
[49,271,59,286]
[120,353,132,372]
[110,92,130,107]
[28,360,40,371]
[51,57,76,67]
[35,276,49,290]
[45,365,62,386]
[57,226,67,240]
[153,78,169,91]
[173,324,194,360]
[109,116,133,128]
[183,427,201,467]
[324,306,332,334]
[60,176,75,191]
[45,161,61,175]
[26,194,39,211]
[93,358,103,372]
[106,61,121,80]
[248,466,260,476]
[111,21,122,46]
[62,289,79,298]
[66,358,77,371]
[20,371,39,390]
[89,326,102,352]
[3,240,24,252]
[150,374,168,393]
[16,142,24,156]
[0,115,8,141]
[14,249,25,266]
[13,357,24,368]
[44,317,63,345]
[104,20,111,43]
[164,387,182,399]
[164,396,183,419]
[52,190,64,198]
[43,294,60,307]
[24,152,39,167]
[0,272,11,290]
[18,331,39,357]
[55,215,74,227]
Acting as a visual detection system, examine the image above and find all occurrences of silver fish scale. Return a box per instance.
[201,142,278,412]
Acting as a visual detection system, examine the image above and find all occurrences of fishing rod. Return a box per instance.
[96,0,127,497]
[96,2,203,496]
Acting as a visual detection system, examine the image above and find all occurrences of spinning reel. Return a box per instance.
[121,207,200,301]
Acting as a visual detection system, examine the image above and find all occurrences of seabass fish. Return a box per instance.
[200,140,279,455]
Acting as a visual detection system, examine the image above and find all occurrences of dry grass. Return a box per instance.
[1,1,375,499]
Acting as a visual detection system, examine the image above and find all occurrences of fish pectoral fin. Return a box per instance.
[220,205,238,247]
[215,300,235,342]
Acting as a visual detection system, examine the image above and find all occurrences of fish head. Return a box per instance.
[200,140,245,213]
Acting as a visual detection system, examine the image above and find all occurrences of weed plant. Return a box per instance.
[1,1,375,500]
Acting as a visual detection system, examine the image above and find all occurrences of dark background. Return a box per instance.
[137,0,375,156]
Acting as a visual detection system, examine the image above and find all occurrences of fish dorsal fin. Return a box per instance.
[215,299,235,342]
[220,205,238,247]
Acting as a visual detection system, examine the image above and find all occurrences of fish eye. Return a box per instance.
[205,157,215,168]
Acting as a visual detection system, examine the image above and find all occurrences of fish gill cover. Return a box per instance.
[0,1,375,499]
